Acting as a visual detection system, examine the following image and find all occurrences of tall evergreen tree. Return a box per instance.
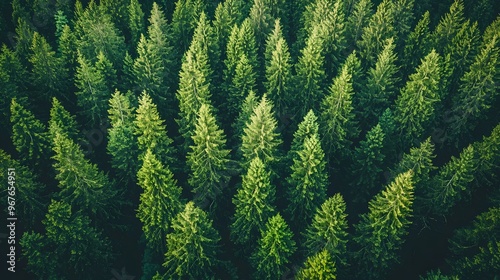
[304,193,349,267]
[187,104,231,208]
[288,109,319,160]
[249,0,274,50]
[20,200,112,279]
[286,133,328,227]
[345,0,373,50]
[48,97,79,143]
[394,50,442,148]
[296,249,337,280]
[0,45,27,130]
[232,89,259,145]
[402,11,432,79]
[227,53,257,121]
[240,95,282,168]
[170,0,206,55]
[163,202,221,279]
[137,149,183,251]
[231,156,276,247]
[10,98,49,169]
[353,170,414,279]
[251,213,296,279]
[128,0,145,49]
[433,0,465,55]
[134,91,174,167]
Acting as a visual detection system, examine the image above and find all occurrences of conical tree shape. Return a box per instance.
[304,193,348,267]
[163,201,221,279]
[433,0,465,55]
[345,0,373,49]
[10,98,49,169]
[134,91,174,167]
[170,0,206,55]
[240,95,282,168]
[232,90,259,144]
[48,97,79,143]
[128,0,145,49]
[227,53,257,118]
[231,157,276,247]
[403,11,432,78]
[286,133,328,226]
[137,149,183,252]
[249,0,274,50]
[187,104,231,208]
[251,213,296,279]
[353,170,414,279]
[288,109,320,159]
[296,249,337,280]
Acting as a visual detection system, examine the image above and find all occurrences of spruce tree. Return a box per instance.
[296,249,337,280]
[48,97,79,143]
[304,193,349,267]
[353,170,414,279]
[134,91,174,167]
[231,156,276,247]
[394,50,441,148]
[288,109,320,159]
[232,90,259,144]
[170,0,206,55]
[251,213,296,279]
[433,0,465,55]
[20,200,112,279]
[345,0,373,49]
[187,104,231,208]
[286,133,328,227]
[403,11,432,79]
[163,202,221,279]
[227,54,257,120]
[249,0,274,50]
[240,95,282,168]
[0,45,27,130]
[10,98,49,169]
[137,149,183,251]
[128,0,145,49]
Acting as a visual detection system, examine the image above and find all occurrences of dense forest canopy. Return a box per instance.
[1,0,499,279]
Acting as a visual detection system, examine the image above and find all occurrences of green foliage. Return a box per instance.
[425,145,477,216]
[433,0,465,55]
[304,194,348,267]
[264,19,293,118]
[51,132,119,219]
[134,91,174,167]
[107,90,138,182]
[231,157,276,247]
[163,202,221,279]
[0,45,27,129]
[249,0,274,50]
[48,97,79,142]
[350,124,385,204]
[232,89,259,143]
[395,50,441,148]
[137,149,183,251]
[251,213,296,279]
[473,123,500,183]
[187,104,231,208]
[296,249,337,280]
[286,133,328,226]
[128,0,145,48]
[170,0,206,55]
[20,200,112,279]
[289,109,319,159]
[54,10,68,41]
[227,54,257,120]
[353,170,414,279]
[420,269,459,280]
[10,98,49,168]
[358,37,399,127]
[240,95,282,168]
[403,11,432,78]
[345,0,373,49]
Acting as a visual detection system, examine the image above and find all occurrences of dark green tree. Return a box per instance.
[170,0,206,55]
[10,98,49,169]
[187,104,231,208]
[353,170,414,279]
[394,50,442,148]
[137,149,183,251]
[232,89,259,144]
[288,109,319,160]
[286,133,328,226]
[227,53,257,121]
[345,0,373,49]
[231,156,276,247]
[249,0,274,50]
[240,95,282,168]
[296,249,337,280]
[433,0,465,55]
[304,193,349,267]
[251,213,296,279]
[20,200,112,279]
[402,11,432,78]
[128,0,145,48]
[0,45,27,130]
[163,201,221,279]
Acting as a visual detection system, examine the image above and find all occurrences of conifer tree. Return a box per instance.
[391,0,414,50]
[403,11,432,78]
[52,132,119,219]
[286,133,328,226]
[10,98,49,169]
[231,156,276,248]
[353,170,414,279]
[0,45,27,130]
[264,19,293,118]
[20,200,112,279]
[170,0,206,55]
[95,50,117,92]
[134,91,174,167]
[320,62,358,161]
[107,90,138,182]
[187,104,231,208]
[48,97,79,143]
[294,26,326,116]
[227,54,257,120]
[251,213,296,279]
[356,0,396,68]
[75,51,110,125]
[128,0,145,48]
[288,109,320,159]
[345,0,373,49]
[433,0,465,55]
[394,50,441,148]
[249,0,274,50]
[190,12,219,87]
[58,24,78,73]
[358,37,399,126]
[425,145,477,216]
[350,124,385,204]
[296,249,337,280]
[473,123,500,185]
[304,194,349,267]
[163,202,221,279]
[232,90,259,144]
[240,95,282,168]
[137,149,183,251]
